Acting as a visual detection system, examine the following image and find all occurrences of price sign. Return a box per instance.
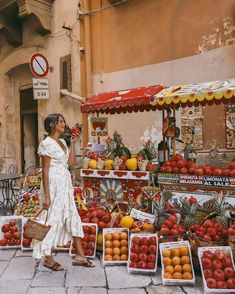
[33,78,49,100]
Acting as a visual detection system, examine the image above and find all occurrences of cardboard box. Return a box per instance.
[198,246,235,293]
[159,240,195,286]
[127,233,158,274]
[102,228,129,266]
[0,216,22,249]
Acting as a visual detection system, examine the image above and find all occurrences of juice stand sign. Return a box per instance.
[90,117,108,136]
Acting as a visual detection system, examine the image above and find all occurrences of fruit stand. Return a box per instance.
[80,84,164,207]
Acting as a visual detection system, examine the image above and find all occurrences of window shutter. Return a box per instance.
[60,55,72,92]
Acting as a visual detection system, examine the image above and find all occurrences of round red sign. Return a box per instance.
[29,53,49,78]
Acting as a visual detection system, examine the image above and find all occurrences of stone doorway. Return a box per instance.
[20,88,39,172]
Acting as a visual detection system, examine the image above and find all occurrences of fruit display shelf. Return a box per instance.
[69,223,98,259]
[127,233,158,274]
[102,228,129,266]
[198,246,235,292]
[159,240,195,286]
[0,216,22,249]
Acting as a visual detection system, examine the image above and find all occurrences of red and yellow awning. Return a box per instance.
[151,79,235,109]
[81,84,165,114]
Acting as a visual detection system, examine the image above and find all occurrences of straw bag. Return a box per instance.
[24,208,51,241]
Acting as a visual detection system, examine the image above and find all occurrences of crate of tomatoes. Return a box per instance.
[160,240,195,286]
[127,233,158,274]
[0,216,22,249]
[102,228,129,266]
[70,223,98,259]
[198,246,235,292]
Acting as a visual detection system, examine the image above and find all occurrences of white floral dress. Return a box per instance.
[32,136,84,259]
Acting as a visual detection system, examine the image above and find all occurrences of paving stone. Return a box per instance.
[27,287,66,294]
[0,260,9,276]
[66,258,106,287]
[108,288,146,294]
[106,266,151,289]
[0,249,16,260]
[0,279,31,294]
[183,276,204,294]
[151,268,162,285]
[67,287,81,294]
[146,285,185,294]
[15,249,33,257]
[80,287,107,294]
[0,256,36,280]
[31,270,65,287]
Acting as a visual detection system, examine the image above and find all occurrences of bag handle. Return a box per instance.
[33,208,49,225]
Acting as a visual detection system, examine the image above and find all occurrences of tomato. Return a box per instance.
[229,162,235,170]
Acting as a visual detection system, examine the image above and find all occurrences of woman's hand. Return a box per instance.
[71,133,80,143]
[42,197,51,210]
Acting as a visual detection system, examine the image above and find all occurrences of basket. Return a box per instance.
[24,208,51,241]
[194,210,208,224]
[229,240,235,260]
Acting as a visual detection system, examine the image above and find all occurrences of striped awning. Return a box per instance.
[151,79,235,109]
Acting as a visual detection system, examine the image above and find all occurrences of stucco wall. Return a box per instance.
[87,0,235,155]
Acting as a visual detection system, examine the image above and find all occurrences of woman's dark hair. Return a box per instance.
[44,113,66,135]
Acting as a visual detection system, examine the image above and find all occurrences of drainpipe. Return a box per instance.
[80,0,92,147]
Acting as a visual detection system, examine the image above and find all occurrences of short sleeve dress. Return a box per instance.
[32,136,84,259]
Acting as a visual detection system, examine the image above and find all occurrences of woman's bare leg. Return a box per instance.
[73,236,87,262]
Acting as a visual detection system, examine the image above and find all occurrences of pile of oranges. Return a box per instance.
[162,246,193,280]
[104,230,129,262]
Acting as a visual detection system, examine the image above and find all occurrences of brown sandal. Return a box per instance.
[44,261,64,271]
[72,259,95,267]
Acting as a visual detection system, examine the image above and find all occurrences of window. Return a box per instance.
[60,55,72,91]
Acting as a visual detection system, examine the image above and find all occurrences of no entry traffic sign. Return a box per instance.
[29,53,49,78]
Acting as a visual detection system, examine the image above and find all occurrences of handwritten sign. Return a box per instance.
[130,208,155,224]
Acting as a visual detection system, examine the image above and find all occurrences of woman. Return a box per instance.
[32,113,94,270]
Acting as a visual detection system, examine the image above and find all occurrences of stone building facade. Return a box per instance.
[0,0,83,172]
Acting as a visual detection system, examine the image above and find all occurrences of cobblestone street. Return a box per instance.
[0,250,205,294]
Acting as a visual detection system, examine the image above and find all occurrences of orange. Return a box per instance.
[174,265,182,273]
[105,255,112,261]
[182,272,192,280]
[105,241,113,248]
[172,272,182,279]
[165,265,174,274]
[180,247,189,256]
[105,248,113,255]
[181,256,190,265]
[120,239,128,247]
[172,256,181,266]
[113,255,121,261]
[120,232,128,240]
[162,249,171,258]
[164,272,172,279]
[120,246,128,254]
[120,254,128,261]
[171,248,180,257]
[182,264,192,273]
[163,257,172,266]
[105,233,112,241]
[113,240,121,247]
[112,233,120,240]
[113,247,121,255]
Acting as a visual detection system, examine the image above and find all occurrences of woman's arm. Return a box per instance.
[68,133,80,166]
[68,141,76,166]
[41,155,51,210]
